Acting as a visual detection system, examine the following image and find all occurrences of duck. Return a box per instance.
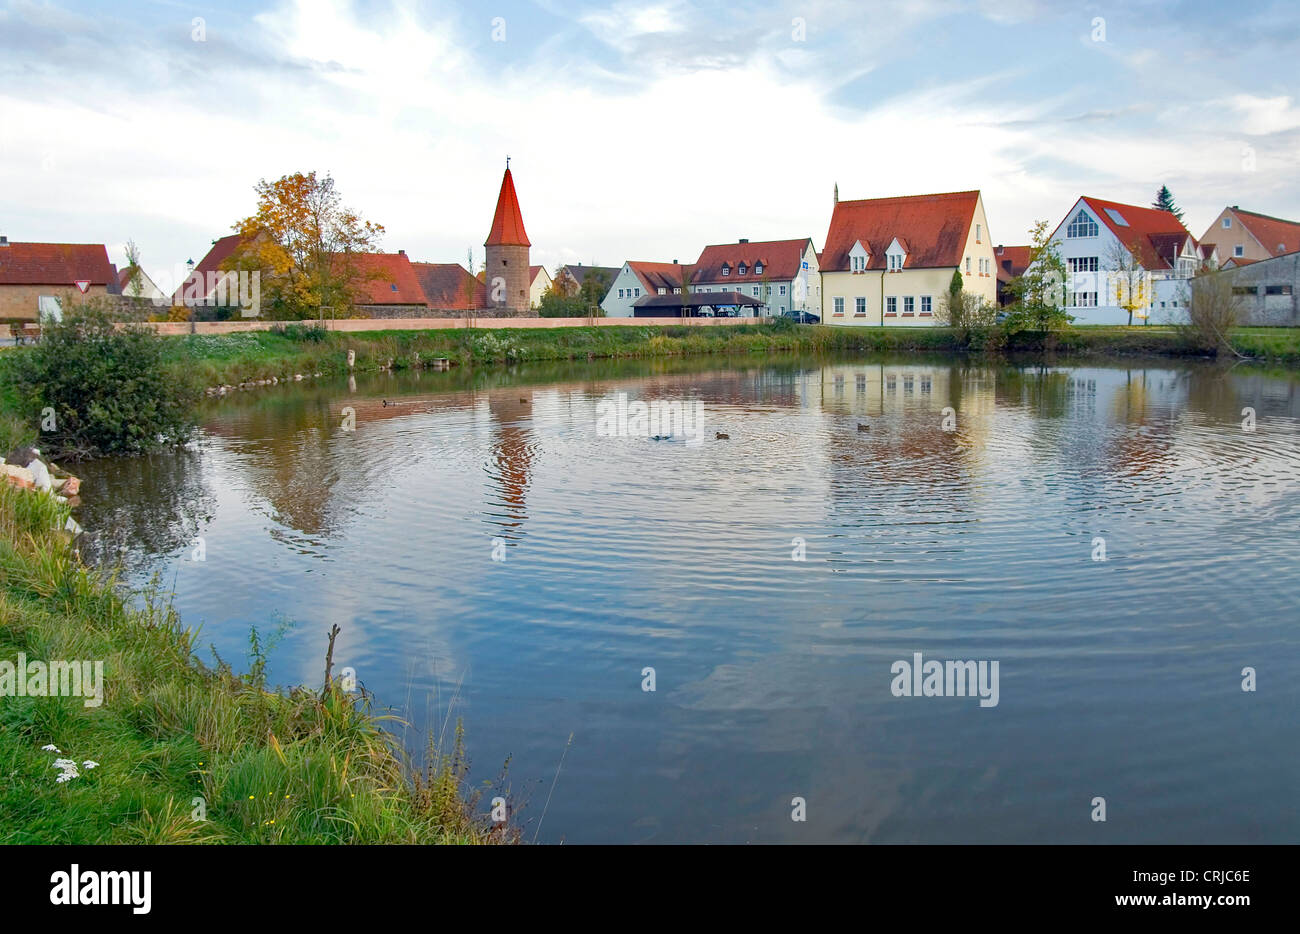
[857,422,870,432]
[715,431,729,440]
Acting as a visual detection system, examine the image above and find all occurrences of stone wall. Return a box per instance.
[1227,253,1300,326]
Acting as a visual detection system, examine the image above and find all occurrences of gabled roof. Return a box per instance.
[485,168,530,247]
[0,241,116,286]
[1076,196,1196,270]
[627,261,692,293]
[1228,207,1300,256]
[173,233,247,303]
[822,191,979,271]
[342,252,427,305]
[528,265,550,284]
[994,244,1032,283]
[692,238,812,282]
[411,261,486,310]
[560,264,619,287]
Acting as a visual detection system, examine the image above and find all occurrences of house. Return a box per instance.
[1217,249,1299,325]
[689,238,820,318]
[630,290,764,318]
[820,190,996,326]
[528,265,551,308]
[993,244,1032,306]
[1200,206,1300,264]
[553,263,619,301]
[117,264,167,303]
[412,261,487,312]
[602,261,692,317]
[346,250,429,316]
[1047,196,1206,324]
[173,233,246,306]
[0,237,119,322]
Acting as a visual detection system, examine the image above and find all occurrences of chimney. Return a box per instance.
[398,249,405,255]
[739,238,749,244]
[672,259,678,264]
[996,244,1003,254]
[0,235,8,247]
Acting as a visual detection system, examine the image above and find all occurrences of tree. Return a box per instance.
[123,240,145,299]
[1152,185,1184,222]
[1107,237,1151,326]
[1180,267,1245,355]
[577,268,610,316]
[462,247,478,311]
[226,171,385,320]
[1005,219,1073,335]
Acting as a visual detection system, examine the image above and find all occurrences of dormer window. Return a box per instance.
[739,264,747,275]
[658,287,666,295]
[885,237,907,272]
[849,240,870,274]
[721,265,730,277]
[755,263,763,274]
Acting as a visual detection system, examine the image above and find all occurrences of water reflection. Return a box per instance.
[70,353,1300,844]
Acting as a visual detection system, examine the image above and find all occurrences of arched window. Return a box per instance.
[1066,209,1099,238]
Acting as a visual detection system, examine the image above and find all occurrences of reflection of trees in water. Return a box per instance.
[76,447,215,568]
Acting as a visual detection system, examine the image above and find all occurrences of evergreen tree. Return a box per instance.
[1153,185,1184,222]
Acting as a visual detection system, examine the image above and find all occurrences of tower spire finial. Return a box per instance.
[506,155,511,170]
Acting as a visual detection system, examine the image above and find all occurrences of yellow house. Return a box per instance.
[528,265,551,308]
[820,190,997,326]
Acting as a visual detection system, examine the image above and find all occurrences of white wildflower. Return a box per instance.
[82,761,98,769]
[52,759,77,770]
[41,745,60,753]
[55,771,78,783]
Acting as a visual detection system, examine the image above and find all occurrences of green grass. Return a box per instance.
[0,484,511,844]
[148,322,1300,389]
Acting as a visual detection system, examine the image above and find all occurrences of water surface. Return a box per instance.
[75,353,1300,843]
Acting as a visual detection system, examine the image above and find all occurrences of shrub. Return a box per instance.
[1180,269,1245,355]
[271,322,329,343]
[6,300,201,459]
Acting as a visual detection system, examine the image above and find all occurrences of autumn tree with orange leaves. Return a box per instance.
[224,171,385,320]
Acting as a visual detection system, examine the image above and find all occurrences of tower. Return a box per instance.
[484,162,531,314]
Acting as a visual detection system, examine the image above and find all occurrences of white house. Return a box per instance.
[1046,196,1209,325]
[688,238,820,318]
[602,261,691,317]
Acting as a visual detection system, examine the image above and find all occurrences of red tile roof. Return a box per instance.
[1230,208,1300,256]
[173,233,246,303]
[341,252,427,305]
[1077,196,1196,270]
[822,191,979,272]
[411,262,486,310]
[994,245,1032,283]
[0,241,116,286]
[692,238,811,282]
[485,168,530,247]
[529,265,548,282]
[628,261,692,293]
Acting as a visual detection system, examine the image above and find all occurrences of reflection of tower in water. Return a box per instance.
[485,391,535,538]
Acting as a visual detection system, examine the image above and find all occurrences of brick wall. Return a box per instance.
[0,284,111,321]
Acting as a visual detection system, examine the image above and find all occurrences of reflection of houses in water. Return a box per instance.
[816,363,996,425]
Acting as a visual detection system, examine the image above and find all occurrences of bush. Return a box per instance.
[271,322,328,342]
[6,300,201,459]
[1180,269,1245,355]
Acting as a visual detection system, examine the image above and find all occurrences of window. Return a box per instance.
[920,376,931,393]
[975,223,982,242]
[752,287,759,296]
[756,263,763,274]
[856,374,866,392]
[672,287,681,294]
[851,255,866,272]
[722,266,730,276]
[1104,208,1129,227]
[739,264,747,275]
[1223,217,1232,228]
[657,287,666,295]
[903,376,914,393]
[1233,286,1257,296]
[779,285,787,296]
[886,375,896,393]
[920,296,932,316]
[1069,257,1099,273]
[618,289,625,298]
[903,296,915,316]
[885,296,897,316]
[888,253,903,270]
[1234,245,1244,257]
[855,297,867,316]
[965,257,971,274]
[1068,291,1097,307]
[833,297,845,316]
[1266,285,1293,295]
[390,283,398,292]
[1066,209,1099,238]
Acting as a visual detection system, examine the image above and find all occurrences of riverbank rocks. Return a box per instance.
[1,450,80,499]
[2,463,35,490]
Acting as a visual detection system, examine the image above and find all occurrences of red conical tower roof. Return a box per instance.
[485,167,530,247]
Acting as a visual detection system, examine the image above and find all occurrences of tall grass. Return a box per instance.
[0,484,512,844]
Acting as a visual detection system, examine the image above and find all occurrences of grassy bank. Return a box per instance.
[0,484,509,843]
[155,322,1300,389]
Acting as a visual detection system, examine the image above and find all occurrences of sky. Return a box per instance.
[1,0,1298,288]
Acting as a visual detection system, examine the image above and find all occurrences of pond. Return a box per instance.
[73,352,1300,843]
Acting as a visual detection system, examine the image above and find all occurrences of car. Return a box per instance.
[780,310,821,324]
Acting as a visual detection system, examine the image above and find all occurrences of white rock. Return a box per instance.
[27,459,52,491]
